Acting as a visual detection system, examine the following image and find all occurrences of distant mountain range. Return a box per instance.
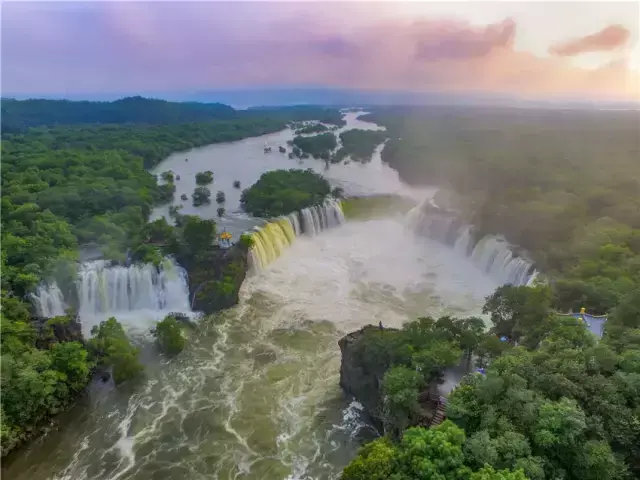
[0,96,345,132]
[5,87,639,111]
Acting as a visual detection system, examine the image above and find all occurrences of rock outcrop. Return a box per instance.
[32,315,84,349]
[177,244,248,314]
[339,325,471,434]
[338,325,397,431]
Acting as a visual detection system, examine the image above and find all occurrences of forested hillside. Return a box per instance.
[0,96,237,132]
[1,97,347,133]
[365,107,640,314]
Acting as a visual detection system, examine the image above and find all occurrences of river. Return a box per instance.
[3,112,499,480]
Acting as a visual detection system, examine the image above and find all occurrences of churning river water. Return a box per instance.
[3,112,499,480]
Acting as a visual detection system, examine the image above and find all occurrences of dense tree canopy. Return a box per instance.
[152,314,187,356]
[332,129,388,163]
[195,171,214,185]
[291,132,337,160]
[345,285,640,479]
[240,169,331,217]
[0,314,138,456]
[343,421,528,480]
[0,96,237,132]
[294,123,329,135]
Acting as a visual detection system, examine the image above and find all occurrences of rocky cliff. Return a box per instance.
[32,315,84,349]
[339,325,465,435]
[177,244,249,314]
[338,325,398,431]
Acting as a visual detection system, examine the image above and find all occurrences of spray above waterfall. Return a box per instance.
[405,199,538,286]
[31,258,192,335]
[31,283,67,318]
[248,198,345,270]
[76,258,190,319]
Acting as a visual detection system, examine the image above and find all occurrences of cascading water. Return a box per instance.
[77,258,190,320]
[30,282,67,317]
[249,198,345,270]
[406,199,537,286]
[30,258,192,334]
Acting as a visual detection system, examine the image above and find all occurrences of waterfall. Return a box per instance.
[77,258,190,318]
[31,282,67,317]
[406,200,537,286]
[249,198,345,270]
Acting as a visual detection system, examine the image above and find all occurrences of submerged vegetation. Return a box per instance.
[240,169,331,217]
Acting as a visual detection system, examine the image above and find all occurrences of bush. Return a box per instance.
[217,207,225,217]
[161,170,175,182]
[192,186,211,207]
[153,315,186,355]
[238,233,255,249]
[180,193,188,201]
[233,180,241,189]
[216,191,226,204]
[240,169,331,217]
[87,317,143,385]
[195,170,214,185]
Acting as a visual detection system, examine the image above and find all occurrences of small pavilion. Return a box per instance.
[564,307,608,339]
[218,231,233,249]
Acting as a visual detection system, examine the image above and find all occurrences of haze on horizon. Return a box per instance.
[2,1,639,103]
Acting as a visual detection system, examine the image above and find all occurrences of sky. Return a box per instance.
[2,1,639,101]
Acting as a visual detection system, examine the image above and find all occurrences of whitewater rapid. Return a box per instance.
[9,215,499,480]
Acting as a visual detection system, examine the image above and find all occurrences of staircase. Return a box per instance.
[430,396,447,427]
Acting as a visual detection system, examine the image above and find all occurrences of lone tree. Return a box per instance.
[153,314,186,356]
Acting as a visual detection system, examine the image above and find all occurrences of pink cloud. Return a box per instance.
[1,2,638,100]
[549,24,630,57]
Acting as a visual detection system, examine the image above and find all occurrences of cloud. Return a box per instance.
[549,24,630,56]
[414,18,516,61]
[1,2,638,100]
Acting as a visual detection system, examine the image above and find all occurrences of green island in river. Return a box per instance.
[1,96,640,480]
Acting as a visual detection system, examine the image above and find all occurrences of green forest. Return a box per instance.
[332,129,388,163]
[344,286,640,479]
[0,98,344,457]
[292,132,338,160]
[240,169,331,217]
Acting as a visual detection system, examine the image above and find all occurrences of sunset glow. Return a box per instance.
[2,1,639,100]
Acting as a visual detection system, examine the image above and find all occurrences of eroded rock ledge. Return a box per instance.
[338,325,398,431]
